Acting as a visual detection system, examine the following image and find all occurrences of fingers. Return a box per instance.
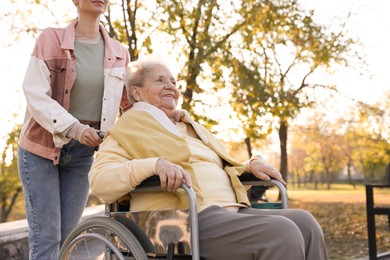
[167,169,183,192]
[156,159,192,192]
[250,159,287,186]
[172,110,185,122]
[269,171,287,186]
[80,128,103,147]
[254,169,286,186]
[182,170,192,188]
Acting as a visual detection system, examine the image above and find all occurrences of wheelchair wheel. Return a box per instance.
[59,216,148,260]
[112,214,156,254]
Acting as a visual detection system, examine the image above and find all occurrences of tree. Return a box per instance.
[218,0,359,181]
[291,120,347,189]
[352,94,390,182]
[340,128,358,188]
[289,129,310,187]
[3,0,154,61]
[104,0,160,60]
[295,126,323,190]
[290,91,390,188]
[155,0,262,127]
[2,0,75,44]
[0,124,22,223]
[317,132,345,189]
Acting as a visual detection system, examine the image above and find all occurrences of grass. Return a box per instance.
[7,184,390,259]
[266,184,390,260]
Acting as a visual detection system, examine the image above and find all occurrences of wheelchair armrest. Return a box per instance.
[134,174,288,208]
[239,173,288,209]
[133,175,161,191]
[106,176,162,212]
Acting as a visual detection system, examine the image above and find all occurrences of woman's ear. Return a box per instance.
[130,86,141,102]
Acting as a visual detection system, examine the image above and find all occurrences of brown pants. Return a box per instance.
[198,206,328,260]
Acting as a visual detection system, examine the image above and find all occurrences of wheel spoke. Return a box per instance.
[59,217,147,260]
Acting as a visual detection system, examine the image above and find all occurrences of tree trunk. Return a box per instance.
[0,188,21,223]
[310,170,318,190]
[297,174,301,188]
[0,197,6,223]
[244,137,252,159]
[325,170,331,189]
[291,172,295,187]
[278,120,288,182]
[369,163,377,181]
[346,160,356,189]
[385,163,390,185]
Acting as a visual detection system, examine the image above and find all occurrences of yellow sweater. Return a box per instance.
[176,122,244,211]
[89,102,250,211]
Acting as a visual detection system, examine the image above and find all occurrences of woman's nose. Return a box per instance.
[164,82,176,89]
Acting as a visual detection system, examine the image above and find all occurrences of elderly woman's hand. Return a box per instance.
[155,159,192,192]
[172,110,185,123]
[249,158,287,186]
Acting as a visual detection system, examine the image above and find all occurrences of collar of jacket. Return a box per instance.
[131,102,209,144]
[60,19,123,62]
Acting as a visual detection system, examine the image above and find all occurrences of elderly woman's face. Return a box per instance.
[134,65,179,110]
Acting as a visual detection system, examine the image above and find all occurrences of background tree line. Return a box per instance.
[288,92,390,189]
[1,0,389,222]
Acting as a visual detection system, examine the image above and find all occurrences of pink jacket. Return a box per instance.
[19,20,131,165]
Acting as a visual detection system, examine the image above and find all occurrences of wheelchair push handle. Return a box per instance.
[97,130,106,139]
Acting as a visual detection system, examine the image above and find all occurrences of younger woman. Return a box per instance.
[18,1,131,259]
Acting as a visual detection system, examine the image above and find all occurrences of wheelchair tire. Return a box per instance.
[59,216,148,260]
[113,214,156,254]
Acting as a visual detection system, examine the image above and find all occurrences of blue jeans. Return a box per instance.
[18,140,96,260]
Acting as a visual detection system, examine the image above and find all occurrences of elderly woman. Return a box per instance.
[89,57,328,260]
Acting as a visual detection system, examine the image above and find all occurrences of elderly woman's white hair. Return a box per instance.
[124,55,177,103]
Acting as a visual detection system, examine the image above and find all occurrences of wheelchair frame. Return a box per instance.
[59,175,288,260]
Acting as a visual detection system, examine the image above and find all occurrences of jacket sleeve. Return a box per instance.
[22,30,78,146]
[88,135,159,203]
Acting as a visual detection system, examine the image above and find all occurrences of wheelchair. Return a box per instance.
[59,173,288,260]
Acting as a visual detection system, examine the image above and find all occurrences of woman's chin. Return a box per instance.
[160,102,177,110]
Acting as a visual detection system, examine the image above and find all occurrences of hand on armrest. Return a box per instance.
[247,157,287,186]
[155,158,192,192]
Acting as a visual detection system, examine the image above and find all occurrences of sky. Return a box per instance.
[0,0,389,150]
[301,0,390,103]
